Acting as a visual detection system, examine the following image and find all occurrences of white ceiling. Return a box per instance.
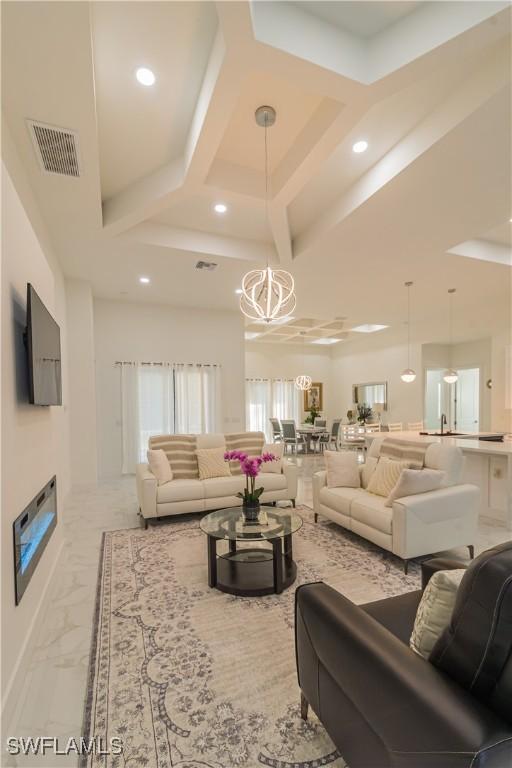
[293,1,421,38]
[1,0,511,347]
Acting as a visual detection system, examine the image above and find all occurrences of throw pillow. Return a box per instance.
[149,434,199,479]
[260,442,284,474]
[224,432,265,475]
[410,569,466,659]
[325,450,360,489]
[367,457,411,498]
[196,447,232,480]
[147,449,173,486]
[360,456,378,489]
[385,468,446,508]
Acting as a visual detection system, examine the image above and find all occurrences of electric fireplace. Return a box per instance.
[13,476,57,604]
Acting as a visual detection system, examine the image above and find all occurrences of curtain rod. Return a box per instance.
[114,361,220,367]
[245,377,296,382]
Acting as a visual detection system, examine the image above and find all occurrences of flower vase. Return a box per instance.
[242,500,261,524]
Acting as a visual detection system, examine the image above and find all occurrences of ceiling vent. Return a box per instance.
[27,120,81,177]
[195,260,217,271]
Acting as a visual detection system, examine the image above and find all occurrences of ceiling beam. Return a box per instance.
[294,47,510,258]
[124,221,276,264]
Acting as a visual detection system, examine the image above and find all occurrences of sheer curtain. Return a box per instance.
[174,364,222,434]
[245,379,272,439]
[272,379,300,425]
[119,362,222,474]
[245,378,300,440]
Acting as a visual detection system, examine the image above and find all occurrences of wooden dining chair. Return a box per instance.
[407,421,424,431]
[387,422,403,432]
[364,423,381,433]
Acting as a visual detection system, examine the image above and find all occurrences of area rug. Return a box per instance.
[82,507,420,768]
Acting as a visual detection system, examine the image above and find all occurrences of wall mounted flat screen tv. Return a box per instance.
[26,283,62,405]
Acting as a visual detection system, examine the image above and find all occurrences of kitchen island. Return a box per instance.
[364,431,512,530]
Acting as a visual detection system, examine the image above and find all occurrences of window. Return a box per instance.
[120,363,221,472]
[245,379,300,440]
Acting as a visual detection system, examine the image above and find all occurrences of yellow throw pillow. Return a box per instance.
[367,457,411,498]
[196,447,232,480]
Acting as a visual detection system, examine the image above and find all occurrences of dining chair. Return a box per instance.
[319,419,342,451]
[311,418,327,452]
[269,417,282,442]
[364,423,381,433]
[339,425,365,453]
[407,421,424,431]
[387,422,403,432]
[281,420,305,454]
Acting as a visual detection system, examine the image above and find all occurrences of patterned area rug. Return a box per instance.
[83,506,420,768]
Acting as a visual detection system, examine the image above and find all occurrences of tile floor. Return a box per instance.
[4,453,510,766]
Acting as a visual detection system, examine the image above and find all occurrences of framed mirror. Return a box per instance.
[352,381,387,411]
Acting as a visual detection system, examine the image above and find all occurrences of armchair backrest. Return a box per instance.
[430,541,512,724]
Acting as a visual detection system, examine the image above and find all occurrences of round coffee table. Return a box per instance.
[200,506,303,596]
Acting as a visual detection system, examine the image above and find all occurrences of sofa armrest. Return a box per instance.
[136,463,157,519]
[421,557,468,590]
[392,484,480,559]
[312,470,327,512]
[282,458,298,501]
[295,582,511,767]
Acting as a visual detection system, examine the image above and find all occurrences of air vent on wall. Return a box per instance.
[195,260,217,271]
[27,120,81,177]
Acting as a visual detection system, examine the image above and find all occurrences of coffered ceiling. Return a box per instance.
[1,1,511,344]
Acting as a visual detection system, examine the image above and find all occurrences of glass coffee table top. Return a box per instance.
[200,506,303,542]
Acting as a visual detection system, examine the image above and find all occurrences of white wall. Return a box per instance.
[330,336,424,426]
[1,158,70,721]
[66,279,97,485]
[94,299,245,478]
[245,342,334,421]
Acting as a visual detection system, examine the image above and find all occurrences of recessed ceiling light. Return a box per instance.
[351,324,388,333]
[352,140,368,154]
[311,337,342,345]
[245,332,260,340]
[235,288,243,295]
[139,276,150,284]
[214,203,227,214]
[509,217,512,223]
[136,67,155,86]
[350,323,389,333]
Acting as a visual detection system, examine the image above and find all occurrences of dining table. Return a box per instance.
[296,424,329,453]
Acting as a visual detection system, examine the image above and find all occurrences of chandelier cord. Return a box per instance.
[264,112,269,268]
[407,283,411,369]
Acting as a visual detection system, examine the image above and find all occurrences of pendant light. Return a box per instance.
[240,106,296,323]
[295,332,312,391]
[401,281,416,383]
[443,288,458,384]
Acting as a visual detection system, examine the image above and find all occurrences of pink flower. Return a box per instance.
[261,452,277,462]
[241,458,260,478]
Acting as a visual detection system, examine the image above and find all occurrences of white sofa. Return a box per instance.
[136,432,298,527]
[313,437,480,571]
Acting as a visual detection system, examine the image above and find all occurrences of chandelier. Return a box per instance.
[295,332,312,391]
[240,106,296,323]
[401,281,416,383]
[443,289,458,384]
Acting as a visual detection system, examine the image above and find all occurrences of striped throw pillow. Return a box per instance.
[148,434,199,479]
[367,457,411,498]
[380,438,430,469]
[224,432,265,475]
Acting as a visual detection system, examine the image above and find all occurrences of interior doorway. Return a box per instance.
[424,367,480,433]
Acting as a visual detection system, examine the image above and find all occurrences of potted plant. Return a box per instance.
[357,403,374,425]
[224,450,277,522]
[304,406,321,425]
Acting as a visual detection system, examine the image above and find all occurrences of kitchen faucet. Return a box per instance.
[440,413,447,435]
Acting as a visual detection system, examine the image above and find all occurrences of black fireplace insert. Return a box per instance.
[13,476,57,604]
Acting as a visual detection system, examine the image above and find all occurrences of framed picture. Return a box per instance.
[304,382,323,411]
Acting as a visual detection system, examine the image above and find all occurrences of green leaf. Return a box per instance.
[254,487,264,498]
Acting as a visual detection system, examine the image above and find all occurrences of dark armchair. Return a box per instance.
[295,542,512,768]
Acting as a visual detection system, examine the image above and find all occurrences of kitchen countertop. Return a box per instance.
[366,431,512,456]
